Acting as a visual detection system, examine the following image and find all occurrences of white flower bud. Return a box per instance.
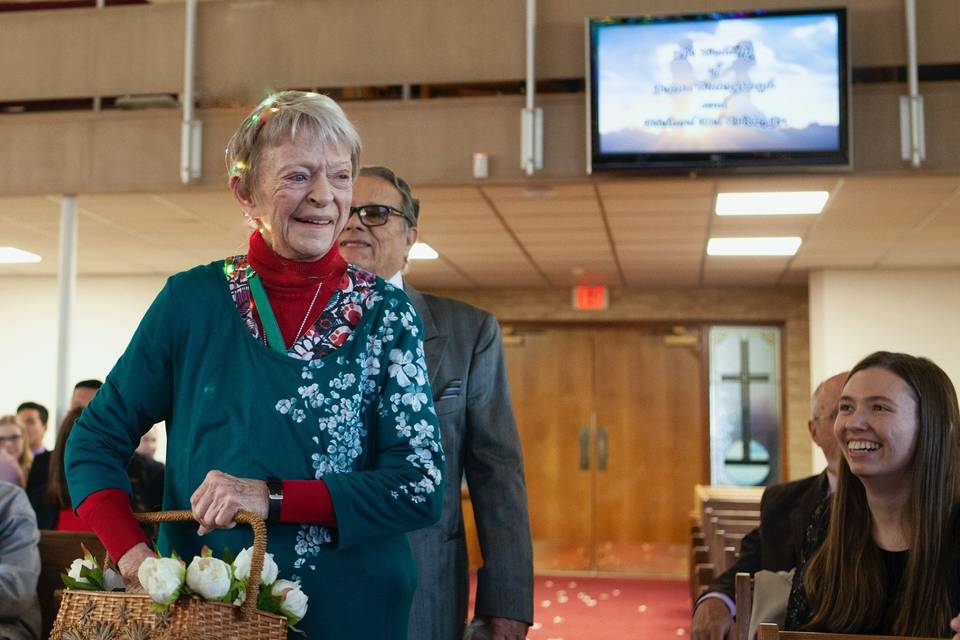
[137,557,185,605]
[67,557,97,584]
[185,556,232,600]
[233,547,279,585]
[272,579,308,624]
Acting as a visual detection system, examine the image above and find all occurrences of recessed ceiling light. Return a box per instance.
[409,242,438,260]
[715,191,829,216]
[707,237,802,256]
[0,247,42,264]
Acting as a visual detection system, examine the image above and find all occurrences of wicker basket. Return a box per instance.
[49,510,288,640]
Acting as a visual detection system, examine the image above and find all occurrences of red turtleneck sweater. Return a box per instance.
[247,229,347,348]
[78,232,344,563]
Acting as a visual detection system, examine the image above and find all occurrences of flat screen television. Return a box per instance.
[587,8,849,172]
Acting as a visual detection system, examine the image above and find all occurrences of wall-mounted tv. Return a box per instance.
[587,8,849,172]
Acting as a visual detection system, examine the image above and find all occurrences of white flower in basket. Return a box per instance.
[137,556,186,606]
[66,557,97,585]
[60,542,123,592]
[186,553,233,600]
[272,579,308,625]
[233,546,279,584]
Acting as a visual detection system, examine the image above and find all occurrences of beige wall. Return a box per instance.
[424,285,813,481]
[808,268,960,472]
[0,275,168,460]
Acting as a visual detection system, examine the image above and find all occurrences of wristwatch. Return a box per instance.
[265,477,283,523]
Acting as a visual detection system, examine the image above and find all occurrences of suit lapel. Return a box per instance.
[404,283,448,388]
[789,471,831,556]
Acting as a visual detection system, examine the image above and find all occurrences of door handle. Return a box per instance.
[579,426,590,470]
[597,426,608,471]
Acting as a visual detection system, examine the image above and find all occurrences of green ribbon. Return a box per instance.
[246,268,287,354]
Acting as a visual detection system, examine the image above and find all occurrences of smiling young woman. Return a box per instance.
[785,351,960,637]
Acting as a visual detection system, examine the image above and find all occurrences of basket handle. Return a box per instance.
[134,509,267,620]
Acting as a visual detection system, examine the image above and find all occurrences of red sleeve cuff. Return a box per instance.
[280,480,336,527]
[76,489,150,562]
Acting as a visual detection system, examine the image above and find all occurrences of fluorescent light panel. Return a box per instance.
[409,242,438,260]
[715,191,829,216]
[0,247,42,264]
[707,237,802,256]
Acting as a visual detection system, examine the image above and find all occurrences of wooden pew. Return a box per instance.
[690,544,712,602]
[756,624,940,640]
[735,572,753,640]
[712,528,750,570]
[37,530,106,640]
[690,485,762,605]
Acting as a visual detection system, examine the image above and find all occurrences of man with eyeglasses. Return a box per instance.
[339,166,533,640]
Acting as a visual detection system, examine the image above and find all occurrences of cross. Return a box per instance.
[721,338,770,462]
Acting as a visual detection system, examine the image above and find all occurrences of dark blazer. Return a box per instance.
[405,285,534,640]
[708,471,831,602]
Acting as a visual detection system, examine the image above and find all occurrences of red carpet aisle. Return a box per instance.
[470,575,691,639]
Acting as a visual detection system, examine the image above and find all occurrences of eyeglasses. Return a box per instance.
[0,434,22,446]
[349,204,407,227]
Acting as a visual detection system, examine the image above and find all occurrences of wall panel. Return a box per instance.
[2,0,959,103]
[2,4,183,101]
[3,80,960,197]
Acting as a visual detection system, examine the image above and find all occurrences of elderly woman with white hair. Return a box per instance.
[65,90,444,638]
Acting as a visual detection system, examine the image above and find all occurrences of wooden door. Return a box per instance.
[503,328,595,571]
[504,325,704,573]
[593,327,704,572]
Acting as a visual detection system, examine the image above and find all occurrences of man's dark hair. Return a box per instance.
[16,401,48,426]
[73,379,103,391]
[358,166,420,228]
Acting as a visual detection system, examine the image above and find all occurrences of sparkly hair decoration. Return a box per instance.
[224,90,362,189]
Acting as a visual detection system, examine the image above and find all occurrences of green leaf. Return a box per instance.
[225,578,245,606]
[60,573,99,591]
[148,602,171,615]
[221,546,235,565]
[78,565,106,590]
[256,587,284,614]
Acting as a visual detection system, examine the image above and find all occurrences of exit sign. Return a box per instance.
[573,285,608,310]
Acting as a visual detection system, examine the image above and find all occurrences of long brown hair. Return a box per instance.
[802,351,960,636]
[46,407,84,509]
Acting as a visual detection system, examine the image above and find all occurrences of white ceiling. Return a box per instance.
[2,173,959,288]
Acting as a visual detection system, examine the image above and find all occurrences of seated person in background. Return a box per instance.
[70,379,102,410]
[0,416,32,488]
[0,480,41,640]
[28,408,163,532]
[786,351,960,637]
[15,402,48,456]
[692,371,846,640]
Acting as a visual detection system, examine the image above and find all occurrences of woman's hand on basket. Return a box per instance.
[190,469,269,535]
[117,542,157,593]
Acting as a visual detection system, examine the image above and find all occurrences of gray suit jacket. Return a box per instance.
[405,285,534,640]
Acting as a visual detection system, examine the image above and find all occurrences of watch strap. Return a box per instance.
[266,476,282,523]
